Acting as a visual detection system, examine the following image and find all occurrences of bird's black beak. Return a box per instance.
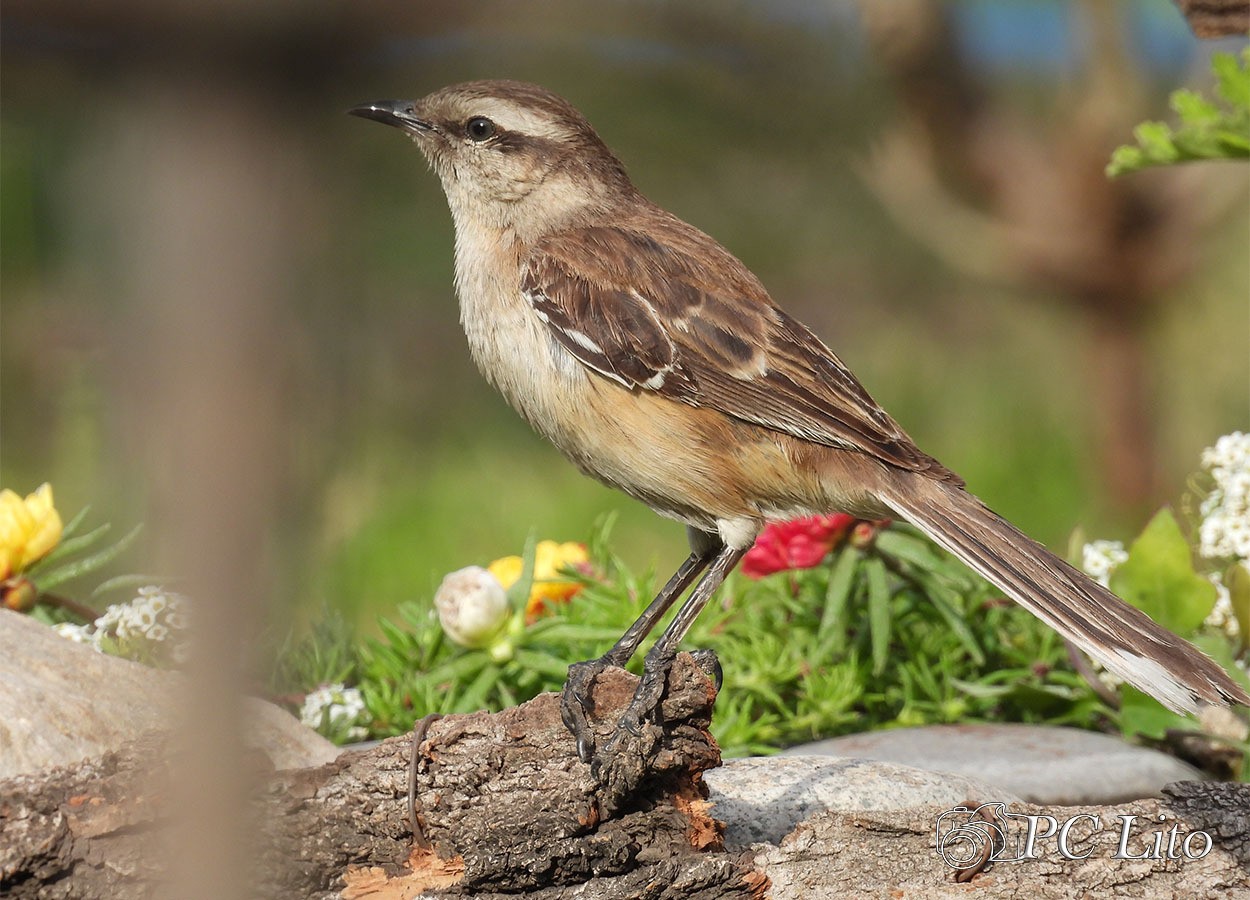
[348,100,434,134]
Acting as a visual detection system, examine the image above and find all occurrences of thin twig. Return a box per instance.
[38,592,100,624]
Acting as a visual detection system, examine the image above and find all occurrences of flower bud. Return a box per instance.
[849,520,880,549]
[434,565,511,648]
[1,576,37,612]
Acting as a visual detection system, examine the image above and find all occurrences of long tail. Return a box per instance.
[876,475,1250,714]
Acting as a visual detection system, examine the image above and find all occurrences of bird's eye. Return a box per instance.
[465,116,497,142]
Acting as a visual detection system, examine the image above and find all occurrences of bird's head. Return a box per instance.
[350,80,634,235]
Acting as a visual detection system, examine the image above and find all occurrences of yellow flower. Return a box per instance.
[0,484,63,580]
[488,540,590,619]
[487,555,524,591]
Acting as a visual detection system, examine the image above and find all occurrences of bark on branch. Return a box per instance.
[754,781,1250,899]
[2,655,764,899]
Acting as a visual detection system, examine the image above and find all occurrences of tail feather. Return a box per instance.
[878,477,1250,714]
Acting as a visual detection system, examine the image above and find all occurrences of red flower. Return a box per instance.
[741,514,856,578]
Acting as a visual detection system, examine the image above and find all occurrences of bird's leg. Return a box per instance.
[561,540,714,762]
[592,542,747,784]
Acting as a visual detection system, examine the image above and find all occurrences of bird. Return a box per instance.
[349,80,1249,781]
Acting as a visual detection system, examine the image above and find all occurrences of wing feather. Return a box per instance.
[521,218,954,478]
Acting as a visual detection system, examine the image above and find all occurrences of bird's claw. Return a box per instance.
[689,648,723,691]
[560,656,616,763]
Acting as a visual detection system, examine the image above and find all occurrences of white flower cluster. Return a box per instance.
[1199,431,1250,561]
[1081,540,1128,589]
[52,586,190,665]
[52,621,92,643]
[299,682,368,741]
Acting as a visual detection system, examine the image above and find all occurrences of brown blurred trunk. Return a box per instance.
[857,0,1206,516]
[1085,310,1158,514]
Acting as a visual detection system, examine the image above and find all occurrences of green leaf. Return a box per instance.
[1108,50,1250,176]
[819,546,859,648]
[35,524,142,591]
[54,505,92,542]
[925,583,985,664]
[29,520,109,571]
[524,621,626,644]
[423,651,490,686]
[513,648,575,680]
[1172,89,1219,125]
[375,615,411,650]
[865,556,891,675]
[875,529,942,569]
[1135,121,1178,159]
[1106,146,1146,177]
[1225,563,1250,654]
[1214,50,1250,109]
[506,534,538,612]
[1109,508,1214,635]
[1217,127,1250,153]
[1189,633,1250,696]
[949,678,1012,699]
[459,663,501,711]
[1118,686,1188,740]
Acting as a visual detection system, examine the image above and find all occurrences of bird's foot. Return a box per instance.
[588,658,671,793]
[562,649,723,798]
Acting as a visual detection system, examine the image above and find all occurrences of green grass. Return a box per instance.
[291,522,1113,758]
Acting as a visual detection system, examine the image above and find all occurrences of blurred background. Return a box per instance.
[3,0,1247,636]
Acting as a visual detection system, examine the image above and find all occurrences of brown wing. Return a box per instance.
[522,216,952,477]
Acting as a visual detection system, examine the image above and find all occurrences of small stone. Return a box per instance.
[782,723,1205,805]
[0,609,338,779]
[704,755,1015,847]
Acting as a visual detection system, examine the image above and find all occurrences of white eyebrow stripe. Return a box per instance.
[466,99,571,142]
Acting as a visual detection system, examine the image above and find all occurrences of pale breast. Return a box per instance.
[454,225,584,429]
[449,223,833,535]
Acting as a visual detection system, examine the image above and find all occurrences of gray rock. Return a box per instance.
[783,723,1205,805]
[244,694,341,771]
[705,755,1016,847]
[0,609,338,779]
